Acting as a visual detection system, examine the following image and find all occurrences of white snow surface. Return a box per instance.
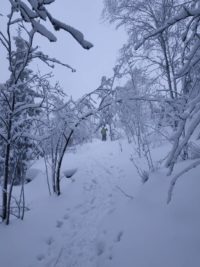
[63,168,77,178]
[0,139,200,267]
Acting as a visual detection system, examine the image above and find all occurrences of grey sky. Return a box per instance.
[0,0,126,99]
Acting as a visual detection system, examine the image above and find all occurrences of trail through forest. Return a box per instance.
[1,140,200,267]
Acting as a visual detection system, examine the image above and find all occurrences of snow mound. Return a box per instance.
[26,168,41,183]
[63,168,77,178]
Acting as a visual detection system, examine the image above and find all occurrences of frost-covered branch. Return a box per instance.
[135,6,200,50]
[9,0,93,49]
[167,159,200,204]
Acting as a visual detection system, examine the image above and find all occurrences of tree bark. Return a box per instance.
[55,130,74,195]
[2,92,15,223]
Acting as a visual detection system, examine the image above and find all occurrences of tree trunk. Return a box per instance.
[160,35,174,100]
[2,92,15,223]
[2,142,11,221]
[6,178,15,225]
[55,130,74,195]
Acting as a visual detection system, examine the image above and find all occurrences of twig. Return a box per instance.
[115,185,134,200]
[53,247,64,267]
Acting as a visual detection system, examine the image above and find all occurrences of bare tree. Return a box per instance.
[103,0,185,100]
[0,0,93,224]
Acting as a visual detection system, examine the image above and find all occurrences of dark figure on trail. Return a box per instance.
[101,126,108,141]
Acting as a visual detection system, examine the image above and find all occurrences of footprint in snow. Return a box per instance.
[115,231,124,243]
[84,184,94,191]
[90,197,96,205]
[63,214,70,220]
[65,207,71,213]
[107,207,115,215]
[56,220,63,228]
[81,209,90,215]
[103,229,107,235]
[108,254,113,260]
[45,236,54,246]
[91,178,98,184]
[96,240,106,256]
[36,254,45,261]
[75,204,83,209]
[107,245,114,261]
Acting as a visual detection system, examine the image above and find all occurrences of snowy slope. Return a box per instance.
[0,139,200,267]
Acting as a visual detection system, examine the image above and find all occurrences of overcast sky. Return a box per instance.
[0,0,127,99]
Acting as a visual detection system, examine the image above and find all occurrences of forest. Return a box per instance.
[0,1,200,267]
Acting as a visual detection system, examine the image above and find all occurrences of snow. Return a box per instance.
[0,139,200,267]
[63,168,77,178]
[32,20,57,42]
[19,1,37,20]
[26,168,41,182]
[48,17,94,49]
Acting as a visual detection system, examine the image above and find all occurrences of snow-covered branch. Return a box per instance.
[167,159,200,204]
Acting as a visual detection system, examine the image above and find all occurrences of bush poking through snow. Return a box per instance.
[130,156,150,183]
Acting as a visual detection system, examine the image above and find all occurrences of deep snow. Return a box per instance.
[0,139,200,267]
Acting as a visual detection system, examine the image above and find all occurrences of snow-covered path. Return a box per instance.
[0,140,138,267]
[1,139,200,267]
[46,142,138,267]
[43,159,130,267]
